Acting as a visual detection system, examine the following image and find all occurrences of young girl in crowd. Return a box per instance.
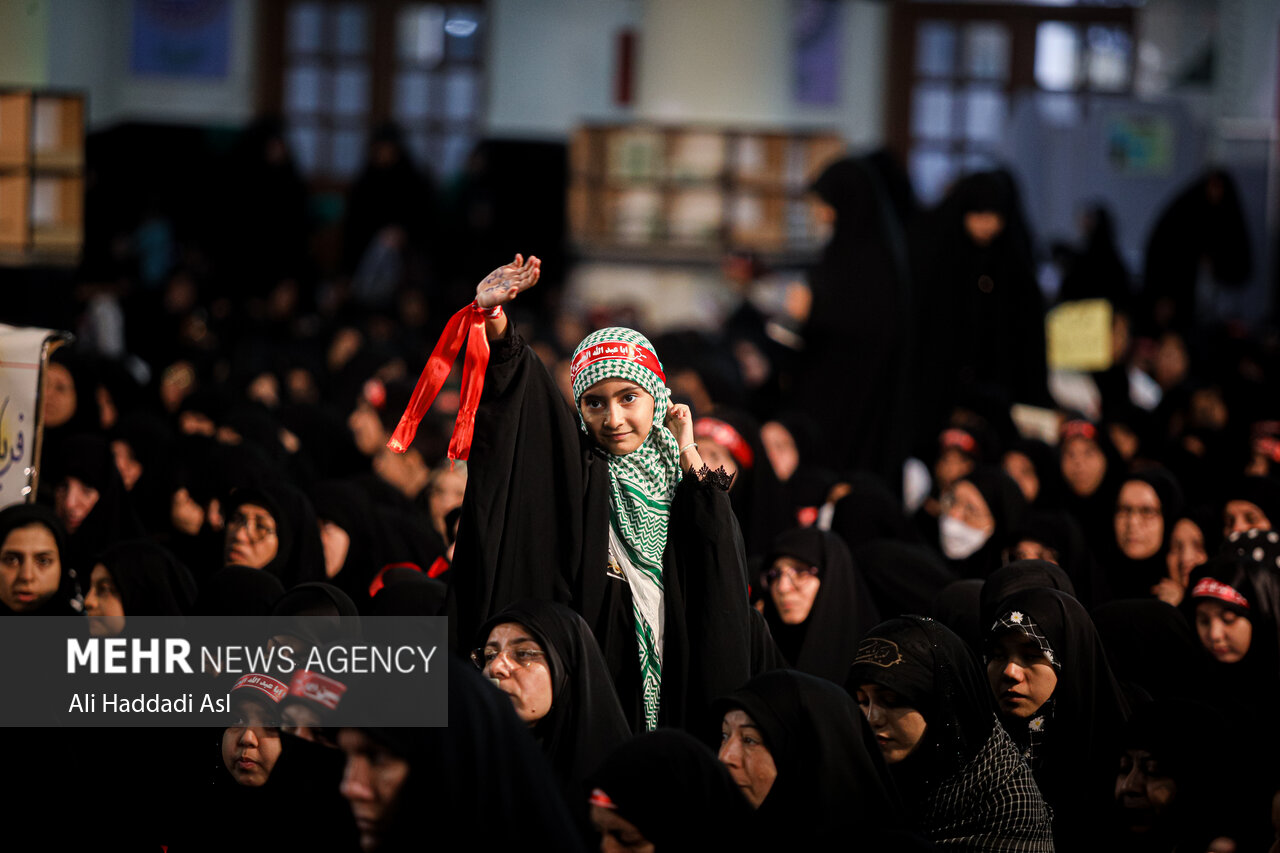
[415,255,756,733]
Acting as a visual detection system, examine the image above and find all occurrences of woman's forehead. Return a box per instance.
[236,503,275,519]
[486,621,541,645]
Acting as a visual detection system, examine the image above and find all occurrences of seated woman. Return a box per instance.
[336,655,586,853]
[758,527,879,684]
[936,467,1027,579]
[167,672,358,853]
[985,586,1130,850]
[1105,467,1182,601]
[1109,699,1255,852]
[1057,417,1125,558]
[83,539,197,636]
[0,503,81,616]
[51,433,141,573]
[1152,507,1214,607]
[1220,475,1280,538]
[222,483,325,588]
[473,599,631,819]
[693,408,791,560]
[1182,557,1280,739]
[222,673,290,788]
[712,669,909,849]
[586,729,751,853]
[848,616,1054,851]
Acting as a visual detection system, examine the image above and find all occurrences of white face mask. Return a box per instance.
[940,514,992,560]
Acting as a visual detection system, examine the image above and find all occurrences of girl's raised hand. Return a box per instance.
[476,254,541,309]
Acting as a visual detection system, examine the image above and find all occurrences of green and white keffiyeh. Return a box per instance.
[572,327,682,730]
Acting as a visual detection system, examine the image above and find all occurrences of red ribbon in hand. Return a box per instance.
[387,301,492,461]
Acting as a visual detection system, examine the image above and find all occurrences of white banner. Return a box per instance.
[0,324,74,510]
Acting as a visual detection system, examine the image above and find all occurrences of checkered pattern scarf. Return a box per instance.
[991,609,1060,767]
[572,327,682,729]
[919,721,1055,851]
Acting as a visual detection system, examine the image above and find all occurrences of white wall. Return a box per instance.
[636,0,887,146]
[0,0,50,86]
[485,0,642,138]
[44,0,258,129]
[46,0,113,125]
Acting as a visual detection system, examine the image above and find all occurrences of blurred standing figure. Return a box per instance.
[218,116,310,299]
[793,152,915,489]
[1143,169,1251,334]
[914,170,1049,429]
[344,123,438,310]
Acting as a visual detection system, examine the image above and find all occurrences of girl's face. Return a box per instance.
[986,632,1059,720]
[42,362,76,428]
[0,523,61,613]
[222,699,283,787]
[54,476,100,534]
[1003,451,1039,504]
[578,379,655,456]
[855,683,928,764]
[84,564,126,637]
[1114,481,1164,561]
[1061,437,1106,497]
[760,421,798,481]
[718,709,777,808]
[1194,601,1252,664]
[1166,519,1207,586]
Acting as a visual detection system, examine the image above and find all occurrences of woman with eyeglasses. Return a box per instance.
[222,483,325,588]
[473,599,630,833]
[1106,467,1183,602]
[759,527,879,685]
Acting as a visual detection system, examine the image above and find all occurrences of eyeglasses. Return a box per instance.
[469,646,547,670]
[1115,504,1160,521]
[762,564,819,588]
[228,512,277,542]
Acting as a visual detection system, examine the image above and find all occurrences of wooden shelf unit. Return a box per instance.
[569,123,845,261]
[0,89,86,264]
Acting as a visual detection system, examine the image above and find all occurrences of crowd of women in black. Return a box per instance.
[1,130,1278,853]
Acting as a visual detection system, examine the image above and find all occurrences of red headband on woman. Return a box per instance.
[695,418,754,468]
[1060,420,1097,442]
[940,428,977,454]
[1190,577,1250,611]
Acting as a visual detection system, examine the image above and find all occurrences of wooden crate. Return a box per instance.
[0,89,85,264]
